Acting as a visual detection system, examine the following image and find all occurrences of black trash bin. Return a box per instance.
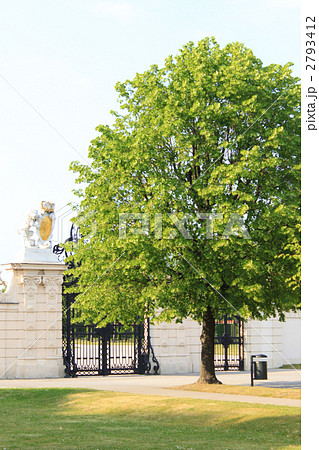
[254,361,267,379]
[251,354,268,386]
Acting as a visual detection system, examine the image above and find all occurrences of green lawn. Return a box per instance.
[170,383,301,400]
[0,389,300,449]
[279,364,301,370]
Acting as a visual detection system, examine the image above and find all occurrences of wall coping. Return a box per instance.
[2,262,66,271]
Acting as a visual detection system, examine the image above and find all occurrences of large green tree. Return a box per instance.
[69,37,300,383]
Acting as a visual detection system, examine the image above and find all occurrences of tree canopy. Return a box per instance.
[68,37,300,382]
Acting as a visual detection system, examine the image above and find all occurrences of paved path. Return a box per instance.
[0,370,301,407]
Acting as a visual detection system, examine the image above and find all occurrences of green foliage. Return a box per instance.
[69,37,300,326]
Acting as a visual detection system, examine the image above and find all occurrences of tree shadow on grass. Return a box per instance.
[0,389,301,450]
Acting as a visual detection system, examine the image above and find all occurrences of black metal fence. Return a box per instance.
[214,315,244,371]
[62,293,159,377]
[63,307,244,376]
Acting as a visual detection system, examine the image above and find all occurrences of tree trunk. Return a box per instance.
[197,306,222,384]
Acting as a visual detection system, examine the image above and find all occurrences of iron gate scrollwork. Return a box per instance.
[56,224,159,377]
[214,315,244,371]
[62,292,159,377]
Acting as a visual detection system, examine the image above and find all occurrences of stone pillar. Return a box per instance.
[0,262,65,379]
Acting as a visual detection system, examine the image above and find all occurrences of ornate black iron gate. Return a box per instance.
[214,315,244,371]
[62,293,159,377]
[54,224,159,377]
[56,224,244,375]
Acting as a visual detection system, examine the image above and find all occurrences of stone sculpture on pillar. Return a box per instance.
[19,200,56,249]
[0,200,65,378]
[18,201,57,263]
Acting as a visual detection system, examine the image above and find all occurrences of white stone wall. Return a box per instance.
[1,259,301,377]
[243,311,301,370]
[281,311,301,365]
[150,318,201,374]
[0,262,65,379]
[244,318,283,370]
[150,311,301,374]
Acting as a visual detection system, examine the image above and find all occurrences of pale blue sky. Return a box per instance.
[0,0,301,263]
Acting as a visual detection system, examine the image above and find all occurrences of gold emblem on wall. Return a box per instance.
[39,216,53,241]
